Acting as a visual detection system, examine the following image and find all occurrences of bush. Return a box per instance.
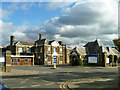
[108,55,112,63]
[114,55,118,63]
[112,62,116,67]
[74,57,83,66]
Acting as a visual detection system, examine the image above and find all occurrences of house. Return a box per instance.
[6,36,35,66]
[70,39,120,66]
[33,34,70,65]
[70,46,87,65]
[3,34,70,66]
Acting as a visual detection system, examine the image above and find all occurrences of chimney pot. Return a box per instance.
[10,35,14,45]
[39,34,42,40]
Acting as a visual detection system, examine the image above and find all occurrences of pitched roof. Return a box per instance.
[76,46,87,55]
[107,47,119,55]
[84,39,109,54]
[71,46,87,55]
[2,46,7,48]
[35,39,47,45]
[17,40,35,46]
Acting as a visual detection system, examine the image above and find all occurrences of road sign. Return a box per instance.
[53,58,56,65]
[46,55,48,57]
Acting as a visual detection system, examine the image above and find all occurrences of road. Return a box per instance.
[1,65,120,89]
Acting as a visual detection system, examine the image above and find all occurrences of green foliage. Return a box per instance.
[114,55,118,63]
[74,57,83,66]
[113,38,120,52]
[112,62,116,67]
[108,55,112,63]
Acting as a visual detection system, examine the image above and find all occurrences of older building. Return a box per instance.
[70,46,87,65]
[7,36,35,66]
[33,34,69,65]
[4,34,70,66]
[70,39,120,66]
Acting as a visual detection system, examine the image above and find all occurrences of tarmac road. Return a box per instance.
[1,65,119,89]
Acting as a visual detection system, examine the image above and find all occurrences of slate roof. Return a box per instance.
[107,47,119,55]
[16,40,35,46]
[35,39,47,45]
[71,46,87,56]
[84,39,109,54]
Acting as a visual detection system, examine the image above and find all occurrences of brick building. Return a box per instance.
[6,36,35,66]
[32,34,70,65]
[70,39,120,66]
[4,34,70,66]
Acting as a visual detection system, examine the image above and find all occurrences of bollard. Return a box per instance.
[53,64,56,69]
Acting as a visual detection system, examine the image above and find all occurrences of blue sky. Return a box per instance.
[0,0,118,47]
[2,2,75,26]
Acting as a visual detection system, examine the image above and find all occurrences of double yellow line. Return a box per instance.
[20,77,31,84]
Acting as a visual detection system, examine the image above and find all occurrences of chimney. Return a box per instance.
[39,34,42,40]
[58,41,62,45]
[10,35,14,45]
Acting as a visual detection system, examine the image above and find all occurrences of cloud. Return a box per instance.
[2,0,118,47]
[40,0,118,46]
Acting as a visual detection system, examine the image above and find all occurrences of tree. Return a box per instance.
[74,57,83,66]
[113,38,120,52]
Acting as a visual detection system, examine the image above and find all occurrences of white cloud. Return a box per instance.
[1,0,118,47]
[39,0,118,46]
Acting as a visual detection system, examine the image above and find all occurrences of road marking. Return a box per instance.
[59,73,119,89]
[10,87,19,88]
[42,80,50,83]
[20,77,30,84]
[31,84,40,87]
[32,82,38,83]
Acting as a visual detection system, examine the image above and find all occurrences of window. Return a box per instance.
[17,58,20,62]
[59,56,62,61]
[40,47,42,53]
[48,47,50,51]
[25,58,28,62]
[38,56,41,59]
[60,48,62,52]
[26,48,31,53]
[54,48,57,52]
[18,47,23,53]
[48,56,51,62]
[12,58,16,62]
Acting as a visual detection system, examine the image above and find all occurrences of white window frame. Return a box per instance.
[48,47,50,51]
[18,47,23,53]
[60,48,62,52]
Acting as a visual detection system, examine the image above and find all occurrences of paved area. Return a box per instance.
[0,65,120,89]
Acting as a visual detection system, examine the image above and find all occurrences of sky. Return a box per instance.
[0,0,119,47]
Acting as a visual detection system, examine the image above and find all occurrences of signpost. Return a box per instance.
[88,55,97,63]
[53,57,56,69]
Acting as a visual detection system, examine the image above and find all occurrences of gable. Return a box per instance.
[51,41,59,46]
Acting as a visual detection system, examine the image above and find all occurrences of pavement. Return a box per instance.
[0,65,119,89]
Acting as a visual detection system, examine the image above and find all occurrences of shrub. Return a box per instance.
[108,55,112,63]
[74,57,83,66]
[112,62,116,67]
[114,55,118,63]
